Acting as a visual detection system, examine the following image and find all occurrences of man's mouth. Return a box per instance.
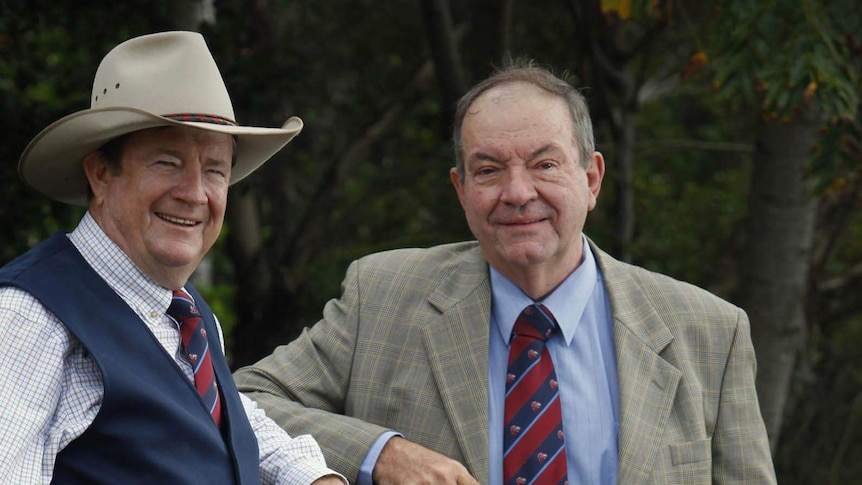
[156,213,198,226]
[500,217,545,226]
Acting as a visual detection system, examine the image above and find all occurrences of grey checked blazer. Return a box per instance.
[234,240,776,484]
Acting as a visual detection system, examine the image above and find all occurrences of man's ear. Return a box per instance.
[82,151,109,203]
[585,151,605,211]
[449,167,466,209]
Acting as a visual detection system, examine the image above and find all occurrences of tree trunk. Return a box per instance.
[612,86,636,262]
[421,0,467,120]
[567,0,640,262]
[736,103,822,450]
[225,187,275,367]
[465,0,513,81]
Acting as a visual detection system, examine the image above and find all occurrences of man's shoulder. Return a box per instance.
[594,244,741,317]
[346,241,485,287]
[0,233,71,281]
[0,285,55,320]
[355,241,481,269]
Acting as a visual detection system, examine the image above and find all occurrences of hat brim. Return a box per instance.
[19,106,303,206]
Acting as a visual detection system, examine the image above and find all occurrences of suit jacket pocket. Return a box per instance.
[668,438,712,466]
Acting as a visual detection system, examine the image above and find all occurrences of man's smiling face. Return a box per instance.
[450,82,603,292]
[85,125,233,289]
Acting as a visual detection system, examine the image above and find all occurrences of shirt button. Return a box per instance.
[149,310,159,319]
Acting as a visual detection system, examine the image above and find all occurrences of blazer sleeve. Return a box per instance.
[712,308,777,484]
[233,259,390,483]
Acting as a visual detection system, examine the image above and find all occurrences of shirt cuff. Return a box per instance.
[357,431,402,485]
[278,464,347,485]
[273,434,348,485]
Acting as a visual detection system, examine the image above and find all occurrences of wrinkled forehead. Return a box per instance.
[466,83,568,130]
[465,84,572,136]
[474,81,558,108]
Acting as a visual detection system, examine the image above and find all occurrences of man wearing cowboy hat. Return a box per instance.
[0,31,345,484]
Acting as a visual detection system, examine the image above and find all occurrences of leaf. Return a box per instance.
[601,0,632,20]
[788,54,809,86]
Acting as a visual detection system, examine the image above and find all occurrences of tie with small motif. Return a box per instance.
[504,303,568,485]
[167,290,222,426]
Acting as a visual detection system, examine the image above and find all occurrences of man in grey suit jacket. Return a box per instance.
[234,61,776,484]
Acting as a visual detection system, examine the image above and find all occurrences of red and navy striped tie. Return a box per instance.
[504,303,568,485]
[168,290,222,426]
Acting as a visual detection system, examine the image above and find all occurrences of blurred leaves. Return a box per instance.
[601,0,632,20]
[707,0,861,192]
[710,0,858,119]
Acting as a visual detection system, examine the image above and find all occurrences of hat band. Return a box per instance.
[164,113,238,126]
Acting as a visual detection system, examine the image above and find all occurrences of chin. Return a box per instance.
[152,248,204,269]
[501,245,557,267]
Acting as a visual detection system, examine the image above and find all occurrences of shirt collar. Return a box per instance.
[490,235,598,346]
[68,211,174,313]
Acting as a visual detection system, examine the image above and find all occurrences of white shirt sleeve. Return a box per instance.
[0,289,70,484]
[212,315,345,484]
[240,393,348,484]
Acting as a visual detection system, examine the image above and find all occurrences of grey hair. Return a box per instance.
[452,59,595,182]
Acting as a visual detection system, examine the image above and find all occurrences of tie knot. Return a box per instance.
[512,303,558,342]
[167,289,200,322]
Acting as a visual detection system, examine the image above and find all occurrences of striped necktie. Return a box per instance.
[167,290,222,426]
[504,303,568,485]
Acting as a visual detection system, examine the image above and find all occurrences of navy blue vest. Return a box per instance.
[0,233,259,484]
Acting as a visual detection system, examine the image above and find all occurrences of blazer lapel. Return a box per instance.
[593,244,682,485]
[422,245,491,484]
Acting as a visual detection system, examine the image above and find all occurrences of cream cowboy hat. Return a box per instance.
[19,30,303,206]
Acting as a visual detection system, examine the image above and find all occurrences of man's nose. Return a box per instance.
[500,167,538,206]
[173,166,207,204]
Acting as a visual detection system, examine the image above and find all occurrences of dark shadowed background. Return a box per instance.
[1,1,860,482]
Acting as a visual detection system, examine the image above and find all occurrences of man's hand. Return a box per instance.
[372,436,480,485]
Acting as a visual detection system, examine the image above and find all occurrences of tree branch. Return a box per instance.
[422,0,467,113]
[279,61,437,274]
[814,262,862,327]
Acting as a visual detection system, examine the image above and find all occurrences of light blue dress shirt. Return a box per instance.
[360,238,619,484]
[488,239,619,485]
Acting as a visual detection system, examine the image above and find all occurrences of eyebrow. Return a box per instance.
[466,143,565,166]
[468,152,500,164]
[531,144,562,159]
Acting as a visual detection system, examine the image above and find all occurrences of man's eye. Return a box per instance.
[208,168,228,179]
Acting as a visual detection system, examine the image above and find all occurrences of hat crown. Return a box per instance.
[91,31,235,121]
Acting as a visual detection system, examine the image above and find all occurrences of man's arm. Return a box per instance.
[0,292,68,483]
[213,306,346,484]
[235,255,482,484]
[240,393,346,484]
[711,309,777,483]
[234,259,394,482]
